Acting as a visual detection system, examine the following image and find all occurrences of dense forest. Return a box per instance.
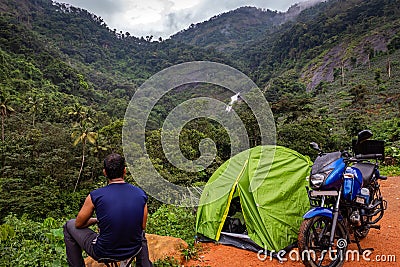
[0,0,399,264]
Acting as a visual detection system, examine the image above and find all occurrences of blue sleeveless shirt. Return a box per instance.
[90,183,148,259]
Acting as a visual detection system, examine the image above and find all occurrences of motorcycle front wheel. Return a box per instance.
[298,216,348,267]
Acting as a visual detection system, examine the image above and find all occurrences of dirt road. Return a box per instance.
[186,177,399,267]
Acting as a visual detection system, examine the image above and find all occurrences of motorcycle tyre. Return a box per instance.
[298,216,348,267]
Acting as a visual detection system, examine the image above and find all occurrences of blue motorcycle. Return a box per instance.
[298,130,387,267]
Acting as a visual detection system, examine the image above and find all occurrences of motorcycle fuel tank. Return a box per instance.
[343,167,363,201]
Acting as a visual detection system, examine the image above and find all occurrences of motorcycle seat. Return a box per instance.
[353,163,375,185]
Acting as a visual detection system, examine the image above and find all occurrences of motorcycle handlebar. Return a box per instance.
[341,151,383,162]
[355,154,383,160]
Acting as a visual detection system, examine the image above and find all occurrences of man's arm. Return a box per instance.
[75,194,97,229]
[142,203,148,230]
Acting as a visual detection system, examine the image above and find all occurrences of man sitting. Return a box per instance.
[63,153,153,267]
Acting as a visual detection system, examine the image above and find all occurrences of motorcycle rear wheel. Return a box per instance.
[298,216,348,267]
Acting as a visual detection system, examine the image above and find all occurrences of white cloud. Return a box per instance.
[56,0,321,39]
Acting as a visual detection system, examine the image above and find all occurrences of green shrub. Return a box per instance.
[147,204,196,246]
[153,256,182,267]
[0,214,67,266]
[146,204,199,262]
[380,165,400,177]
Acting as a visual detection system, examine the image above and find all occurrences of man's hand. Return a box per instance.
[86,217,98,228]
[75,195,96,228]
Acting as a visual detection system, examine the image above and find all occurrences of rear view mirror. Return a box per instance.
[310,142,321,152]
[357,130,373,144]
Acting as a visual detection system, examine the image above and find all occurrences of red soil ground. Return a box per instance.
[185,177,400,267]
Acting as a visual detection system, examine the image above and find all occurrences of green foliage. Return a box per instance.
[380,165,400,177]
[172,7,283,51]
[0,181,87,221]
[181,245,200,261]
[147,205,196,245]
[0,223,15,242]
[265,71,307,102]
[147,205,202,264]
[388,33,400,52]
[385,146,400,165]
[0,214,67,266]
[349,84,367,107]
[277,118,339,157]
[145,126,224,187]
[153,257,182,267]
[344,112,368,138]
[372,118,400,145]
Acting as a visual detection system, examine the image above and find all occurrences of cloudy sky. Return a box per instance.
[57,0,320,39]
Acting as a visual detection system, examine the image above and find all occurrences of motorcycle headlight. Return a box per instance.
[310,169,333,189]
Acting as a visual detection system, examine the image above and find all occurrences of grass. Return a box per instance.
[380,165,400,177]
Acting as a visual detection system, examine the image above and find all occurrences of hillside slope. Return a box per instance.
[170,1,325,51]
[1,0,234,96]
[235,0,400,87]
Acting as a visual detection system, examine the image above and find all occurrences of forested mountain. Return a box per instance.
[172,0,400,91]
[1,0,235,94]
[1,0,399,236]
[171,6,285,51]
[243,0,400,87]
[171,2,320,51]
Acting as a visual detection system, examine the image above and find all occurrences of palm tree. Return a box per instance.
[71,121,97,192]
[68,103,87,124]
[0,94,15,142]
[68,103,97,191]
[27,93,43,127]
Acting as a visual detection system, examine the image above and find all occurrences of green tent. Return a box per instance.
[196,145,312,252]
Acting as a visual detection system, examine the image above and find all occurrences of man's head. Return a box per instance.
[103,153,126,179]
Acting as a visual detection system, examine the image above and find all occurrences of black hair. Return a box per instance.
[103,153,125,179]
